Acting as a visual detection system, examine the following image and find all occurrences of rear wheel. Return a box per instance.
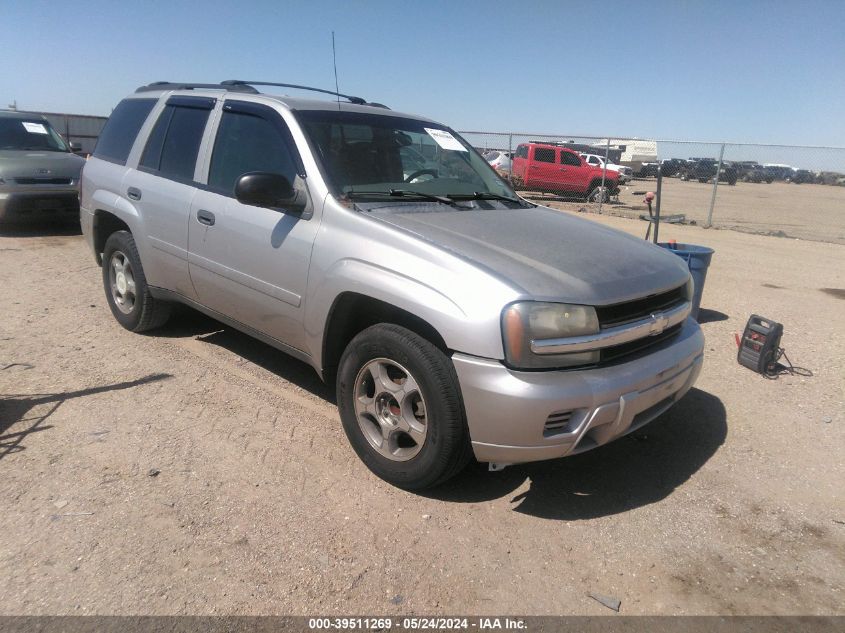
[337,324,471,489]
[102,231,171,332]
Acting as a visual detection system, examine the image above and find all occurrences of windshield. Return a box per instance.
[295,110,517,201]
[0,118,69,152]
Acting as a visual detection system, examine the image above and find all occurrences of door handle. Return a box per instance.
[127,187,142,201]
[196,209,216,226]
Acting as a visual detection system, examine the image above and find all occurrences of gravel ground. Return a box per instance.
[0,214,843,616]
[527,178,845,245]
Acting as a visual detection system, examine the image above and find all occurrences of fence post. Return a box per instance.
[598,137,610,214]
[507,134,513,182]
[706,143,725,228]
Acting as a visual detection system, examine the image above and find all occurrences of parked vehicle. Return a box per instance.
[736,162,772,183]
[789,169,815,184]
[483,150,512,176]
[763,165,795,181]
[580,153,632,184]
[81,81,703,489]
[659,159,686,178]
[680,159,737,185]
[511,143,619,200]
[637,162,659,178]
[637,159,685,179]
[0,110,85,223]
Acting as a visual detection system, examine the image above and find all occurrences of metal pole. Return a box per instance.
[653,166,663,244]
[706,143,725,228]
[598,137,610,213]
[507,134,513,183]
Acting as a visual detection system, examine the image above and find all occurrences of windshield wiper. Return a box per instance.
[448,191,525,205]
[346,189,468,208]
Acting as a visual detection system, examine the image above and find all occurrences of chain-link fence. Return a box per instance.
[460,131,845,245]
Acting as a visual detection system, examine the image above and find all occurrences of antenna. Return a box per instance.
[332,31,341,111]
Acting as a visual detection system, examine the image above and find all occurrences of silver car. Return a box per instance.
[0,111,85,223]
[81,81,704,489]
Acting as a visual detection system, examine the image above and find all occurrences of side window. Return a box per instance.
[208,107,300,196]
[93,99,156,164]
[534,147,556,163]
[561,151,582,166]
[516,145,528,159]
[140,103,211,181]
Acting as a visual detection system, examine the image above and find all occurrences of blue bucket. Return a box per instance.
[659,243,714,321]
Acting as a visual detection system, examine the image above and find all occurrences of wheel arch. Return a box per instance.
[92,210,132,265]
[321,291,450,384]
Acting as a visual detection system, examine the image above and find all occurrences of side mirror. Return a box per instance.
[69,141,82,153]
[234,172,304,212]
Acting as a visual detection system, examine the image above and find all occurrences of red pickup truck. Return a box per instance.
[511,142,619,201]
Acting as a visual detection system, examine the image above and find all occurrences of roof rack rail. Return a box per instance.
[134,80,389,109]
[222,80,372,106]
[135,82,259,94]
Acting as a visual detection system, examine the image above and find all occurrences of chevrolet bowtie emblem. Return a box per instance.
[648,312,669,336]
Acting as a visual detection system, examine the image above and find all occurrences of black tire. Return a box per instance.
[102,230,171,332]
[336,323,471,489]
[586,182,609,203]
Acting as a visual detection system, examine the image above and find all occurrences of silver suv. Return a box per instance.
[81,81,704,489]
[0,111,85,223]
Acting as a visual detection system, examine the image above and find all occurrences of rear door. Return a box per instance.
[121,96,214,299]
[187,100,319,353]
[511,144,529,184]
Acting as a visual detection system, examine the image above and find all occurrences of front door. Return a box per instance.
[530,146,559,192]
[559,149,589,193]
[187,100,319,353]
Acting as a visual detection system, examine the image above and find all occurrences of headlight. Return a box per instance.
[685,275,694,300]
[502,302,600,369]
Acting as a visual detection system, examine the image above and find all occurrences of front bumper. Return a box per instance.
[0,188,79,222]
[453,317,704,464]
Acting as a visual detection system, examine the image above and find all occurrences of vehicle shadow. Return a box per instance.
[0,221,81,238]
[156,308,335,403]
[0,373,172,460]
[425,388,726,520]
[697,308,729,324]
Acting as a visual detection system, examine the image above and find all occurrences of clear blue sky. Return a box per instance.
[2,0,843,146]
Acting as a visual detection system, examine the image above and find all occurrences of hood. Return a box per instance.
[366,204,690,305]
[0,150,85,179]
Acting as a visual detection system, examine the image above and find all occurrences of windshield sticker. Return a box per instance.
[22,122,48,135]
[425,128,467,152]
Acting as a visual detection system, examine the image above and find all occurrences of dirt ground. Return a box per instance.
[526,178,845,245]
[1,213,843,616]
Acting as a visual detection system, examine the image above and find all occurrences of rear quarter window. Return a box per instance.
[93,99,157,165]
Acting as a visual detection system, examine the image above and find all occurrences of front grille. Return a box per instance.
[595,285,686,329]
[600,323,683,364]
[14,177,73,185]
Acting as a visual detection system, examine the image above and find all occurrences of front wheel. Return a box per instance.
[336,324,471,489]
[587,185,610,203]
